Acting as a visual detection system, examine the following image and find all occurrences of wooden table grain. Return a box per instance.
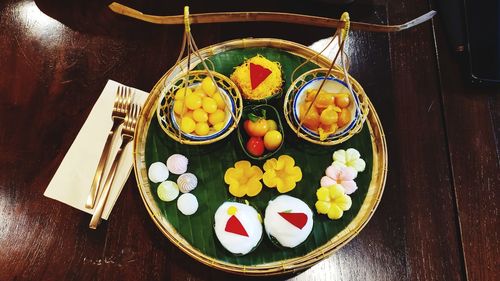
[0,0,497,280]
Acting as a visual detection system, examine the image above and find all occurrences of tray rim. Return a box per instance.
[132,37,388,276]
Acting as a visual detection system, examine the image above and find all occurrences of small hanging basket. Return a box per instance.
[283,12,369,145]
[157,70,243,145]
[284,68,369,145]
[155,7,243,145]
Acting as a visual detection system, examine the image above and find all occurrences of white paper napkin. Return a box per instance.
[44,80,148,219]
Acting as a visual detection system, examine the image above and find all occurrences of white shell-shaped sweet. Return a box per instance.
[177,193,198,215]
[177,173,198,193]
[157,181,179,202]
[166,154,188,175]
[148,162,169,183]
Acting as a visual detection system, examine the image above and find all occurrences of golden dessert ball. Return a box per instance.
[335,94,350,108]
[185,93,203,110]
[212,92,226,110]
[201,77,217,96]
[213,122,225,132]
[183,110,194,120]
[209,109,225,125]
[193,86,206,97]
[180,117,196,133]
[301,106,320,131]
[202,97,218,113]
[321,123,338,134]
[313,91,335,109]
[338,109,351,127]
[319,106,339,125]
[192,108,208,122]
[175,87,192,101]
[173,101,187,115]
[195,122,210,136]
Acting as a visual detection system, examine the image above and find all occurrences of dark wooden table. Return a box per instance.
[0,0,498,280]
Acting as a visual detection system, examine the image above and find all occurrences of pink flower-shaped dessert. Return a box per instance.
[320,165,358,195]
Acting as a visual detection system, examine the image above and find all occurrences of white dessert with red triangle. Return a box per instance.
[214,202,263,255]
[264,195,313,248]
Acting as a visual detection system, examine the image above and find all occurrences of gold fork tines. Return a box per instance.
[89,103,141,229]
[85,86,133,209]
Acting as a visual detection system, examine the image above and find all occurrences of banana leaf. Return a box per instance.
[144,47,373,266]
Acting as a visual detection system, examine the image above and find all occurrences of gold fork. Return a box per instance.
[86,86,132,209]
[89,102,141,229]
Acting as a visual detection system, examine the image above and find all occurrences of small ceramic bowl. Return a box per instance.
[171,83,237,141]
[292,76,361,140]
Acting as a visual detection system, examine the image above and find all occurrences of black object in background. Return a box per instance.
[464,0,500,84]
[436,0,466,52]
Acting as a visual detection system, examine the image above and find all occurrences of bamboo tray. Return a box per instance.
[133,38,387,275]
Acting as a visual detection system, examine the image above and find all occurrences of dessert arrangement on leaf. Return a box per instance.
[137,6,387,274]
[152,10,370,257]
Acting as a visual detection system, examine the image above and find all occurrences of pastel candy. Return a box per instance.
[166,154,189,175]
[148,162,169,183]
[157,181,179,202]
[177,193,198,215]
[177,173,198,193]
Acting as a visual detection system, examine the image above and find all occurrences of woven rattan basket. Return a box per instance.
[133,38,387,276]
[156,70,243,145]
[284,68,370,145]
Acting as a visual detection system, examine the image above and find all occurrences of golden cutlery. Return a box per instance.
[85,86,132,209]
[89,102,141,229]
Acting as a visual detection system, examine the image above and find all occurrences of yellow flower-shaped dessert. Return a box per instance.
[263,155,302,193]
[224,161,263,197]
[315,184,352,220]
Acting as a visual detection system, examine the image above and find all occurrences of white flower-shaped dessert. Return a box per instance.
[332,148,366,172]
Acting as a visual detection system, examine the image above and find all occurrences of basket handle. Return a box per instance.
[109,2,436,33]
